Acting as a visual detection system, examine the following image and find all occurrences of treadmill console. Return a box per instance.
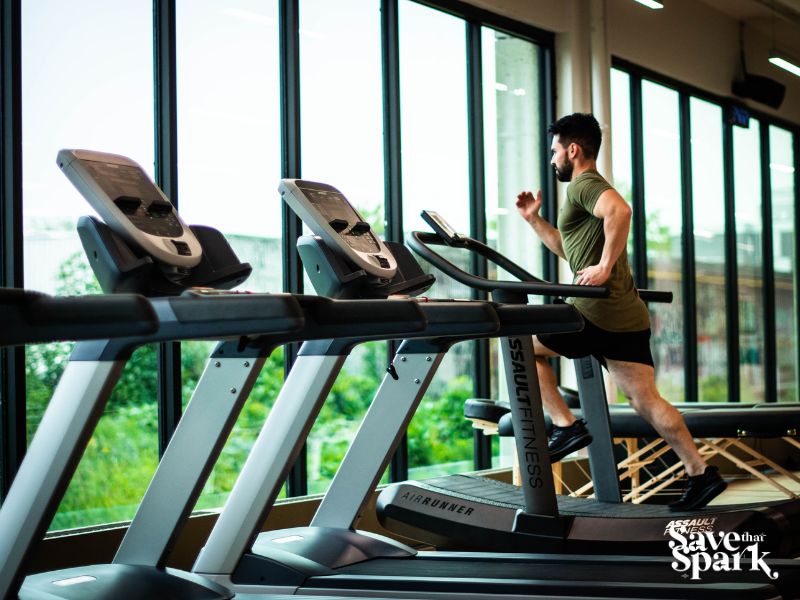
[280,179,397,279]
[58,149,202,269]
[421,210,465,246]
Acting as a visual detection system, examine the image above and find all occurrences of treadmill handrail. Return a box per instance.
[408,231,673,304]
[0,289,158,346]
[408,231,608,299]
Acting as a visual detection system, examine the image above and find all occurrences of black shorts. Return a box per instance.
[537,317,654,368]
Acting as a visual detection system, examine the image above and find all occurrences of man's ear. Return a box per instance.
[568,142,578,159]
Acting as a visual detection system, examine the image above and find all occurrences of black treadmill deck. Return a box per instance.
[378,474,800,556]
[426,474,785,516]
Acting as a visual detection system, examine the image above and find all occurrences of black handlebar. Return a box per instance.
[407,231,609,299]
[638,289,673,303]
[407,231,672,304]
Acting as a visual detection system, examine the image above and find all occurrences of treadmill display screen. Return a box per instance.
[300,186,380,253]
[83,160,184,238]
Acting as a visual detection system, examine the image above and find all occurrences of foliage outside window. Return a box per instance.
[21,0,156,530]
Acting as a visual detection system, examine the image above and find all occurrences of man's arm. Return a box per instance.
[516,190,566,260]
[574,188,632,286]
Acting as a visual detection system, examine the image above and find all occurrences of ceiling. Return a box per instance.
[697,0,800,54]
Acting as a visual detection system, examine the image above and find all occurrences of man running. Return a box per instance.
[517,112,725,510]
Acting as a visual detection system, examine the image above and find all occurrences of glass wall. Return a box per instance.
[481,26,544,465]
[641,81,685,401]
[733,119,765,403]
[610,68,635,259]
[21,0,156,530]
[2,0,553,526]
[400,1,475,478]
[770,125,797,402]
[690,98,728,402]
[612,63,800,406]
[299,0,387,494]
[176,0,282,509]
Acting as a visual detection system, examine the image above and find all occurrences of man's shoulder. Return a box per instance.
[573,169,611,187]
[566,170,613,211]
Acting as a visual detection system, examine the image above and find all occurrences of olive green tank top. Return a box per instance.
[558,170,650,332]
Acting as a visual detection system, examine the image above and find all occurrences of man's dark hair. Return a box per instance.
[548,113,602,159]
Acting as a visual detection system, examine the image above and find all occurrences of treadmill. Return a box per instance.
[189,180,791,599]
[1,150,430,600]
[373,211,800,556]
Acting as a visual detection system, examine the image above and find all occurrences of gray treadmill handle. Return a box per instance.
[0,289,157,346]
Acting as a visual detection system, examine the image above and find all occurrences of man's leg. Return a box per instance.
[532,336,575,427]
[605,359,706,475]
[533,336,592,462]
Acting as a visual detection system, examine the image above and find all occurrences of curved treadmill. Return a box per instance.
[190,180,790,599]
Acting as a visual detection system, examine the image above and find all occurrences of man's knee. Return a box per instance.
[535,355,554,375]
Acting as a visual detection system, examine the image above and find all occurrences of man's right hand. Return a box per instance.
[516,190,543,225]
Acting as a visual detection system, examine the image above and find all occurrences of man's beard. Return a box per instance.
[553,159,574,182]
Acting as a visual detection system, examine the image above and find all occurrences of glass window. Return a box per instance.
[733,119,765,403]
[769,126,797,402]
[21,0,156,529]
[641,81,684,402]
[610,68,635,259]
[481,26,543,466]
[299,0,386,494]
[176,0,282,509]
[400,1,474,479]
[690,98,727,403]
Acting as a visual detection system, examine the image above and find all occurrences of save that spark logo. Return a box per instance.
[664,520,779,581]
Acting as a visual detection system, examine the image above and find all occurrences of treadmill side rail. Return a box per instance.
[311,348,446,530]
[114,349,270,566]
[193,353,347,575]
[574,355,622,503]
[0,359,126,599]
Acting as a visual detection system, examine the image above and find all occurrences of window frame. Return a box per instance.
[0,0,554,506]
[613,56,800,404]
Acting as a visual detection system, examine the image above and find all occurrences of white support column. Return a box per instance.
[556,0,594,382]
[588,0,618,405]
[590,0,613,183]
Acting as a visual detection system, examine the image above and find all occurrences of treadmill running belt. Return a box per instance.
[422,474,786,517]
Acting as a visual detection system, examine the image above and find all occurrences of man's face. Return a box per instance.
[550,135,574,183]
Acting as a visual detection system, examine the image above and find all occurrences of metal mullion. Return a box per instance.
[382,0,410,483]
[466,20,490,470]
[1,0,25,496]
[540,44,560,385]
[761,124,777,402]
[383,0,403,245]
[153,0,182,456]
[794,132,800,403]
[280,0,306,497]
[629,74,647,290]
[679,94,697,403]
[541,45,558,285]
[723,120,740,402]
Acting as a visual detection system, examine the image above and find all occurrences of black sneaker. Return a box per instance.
[548,419,592,463]
[669,466,727,511]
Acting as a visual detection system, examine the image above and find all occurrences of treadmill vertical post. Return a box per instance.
[193,349,348,576]
[500,333,559,517]
[574,355,622,502]
[114,342,271,567]
[0,356,126,599]
[311,342,446,530]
